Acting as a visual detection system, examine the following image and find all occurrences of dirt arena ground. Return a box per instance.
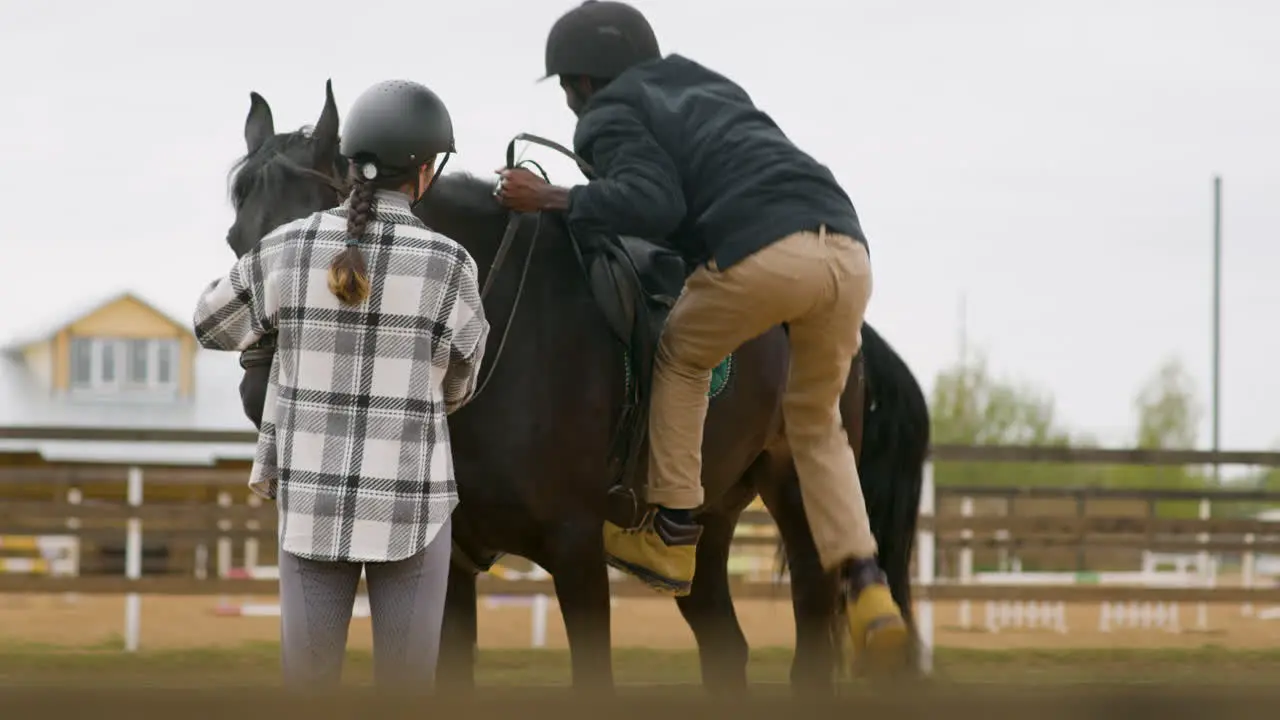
[6,593,1280,710]
[9,685,1280,720]
[3,592,1279,651]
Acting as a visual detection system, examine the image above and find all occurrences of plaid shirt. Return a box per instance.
[193,190,488,563]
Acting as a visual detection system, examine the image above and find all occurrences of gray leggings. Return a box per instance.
[277,516,451,690]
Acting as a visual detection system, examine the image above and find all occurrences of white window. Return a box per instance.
[100,341,117,383]
[156,341,175,385]
[126,339,150,384]
[70,338,94,387]
[69,337,180,393]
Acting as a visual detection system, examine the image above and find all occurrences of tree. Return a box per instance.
[930,351,1078,487]
[1133,357,1202,450]
[930,352,1071,447]
[1107,356,1209,515]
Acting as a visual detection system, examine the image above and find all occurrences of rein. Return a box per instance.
[480,133,596,298]
[467,133,597,402]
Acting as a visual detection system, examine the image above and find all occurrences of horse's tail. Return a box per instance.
[855,322,930,632]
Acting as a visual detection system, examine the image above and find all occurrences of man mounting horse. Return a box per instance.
[495,0,909,672]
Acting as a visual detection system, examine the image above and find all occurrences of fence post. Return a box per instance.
[66,486,82,604]
[530,564,550,648]
[245,493,261,573]
[916,462,936,675]
[216,492,232,577]
[1241,533,1256,617]
[123,466,144,652]
[1196,497,1211,631]
[958,496,974,630]
[216,491,232,608]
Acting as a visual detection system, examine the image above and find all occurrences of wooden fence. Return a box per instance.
[3,426,1280,664]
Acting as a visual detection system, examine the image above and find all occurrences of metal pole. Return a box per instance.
[1212,175,1222,484]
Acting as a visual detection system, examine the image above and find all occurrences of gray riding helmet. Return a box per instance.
[339,79,456,174]
[543,1,661,80]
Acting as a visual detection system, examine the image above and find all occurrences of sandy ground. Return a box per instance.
[12,686,1280,720]
[3,592,1280,651]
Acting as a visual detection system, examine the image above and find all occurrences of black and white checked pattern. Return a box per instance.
[193,190,488,563]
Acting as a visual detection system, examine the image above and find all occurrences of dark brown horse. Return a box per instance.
[221,81,930,695]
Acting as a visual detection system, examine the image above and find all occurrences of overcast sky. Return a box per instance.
[2,0,1276,451]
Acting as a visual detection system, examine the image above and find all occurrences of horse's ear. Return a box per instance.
[312,79,340,172]
[244,91,275,156]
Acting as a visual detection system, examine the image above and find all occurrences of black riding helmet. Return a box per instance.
[543,1,661,80]
[339,79,455,185]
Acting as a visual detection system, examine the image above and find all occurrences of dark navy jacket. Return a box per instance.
[565,54,867,271]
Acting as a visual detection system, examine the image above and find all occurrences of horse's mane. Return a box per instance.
[226,126,317,209]
[431,172,508,220]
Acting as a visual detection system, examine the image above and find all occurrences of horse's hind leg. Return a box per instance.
[756,452,840,696]
[547,521,615,692]
[675,496,753,695]
[437,562,478,693]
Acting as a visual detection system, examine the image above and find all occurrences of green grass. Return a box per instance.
[3,642,1280,688]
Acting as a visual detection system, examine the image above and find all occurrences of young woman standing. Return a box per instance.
[194,79,488,689]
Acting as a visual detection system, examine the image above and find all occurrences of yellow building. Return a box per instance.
[0,289,255,466]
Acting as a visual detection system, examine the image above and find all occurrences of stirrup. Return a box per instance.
[605,485,645,530]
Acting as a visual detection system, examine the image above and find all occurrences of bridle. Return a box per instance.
[274,133,597,404]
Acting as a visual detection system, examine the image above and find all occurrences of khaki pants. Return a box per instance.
[647,226,877,570]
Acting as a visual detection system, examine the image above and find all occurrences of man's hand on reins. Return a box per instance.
[494,167,571,213]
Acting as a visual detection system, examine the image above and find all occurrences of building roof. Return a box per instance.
[0,288,194,351]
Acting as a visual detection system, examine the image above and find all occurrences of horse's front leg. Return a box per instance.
[436,562,479,693]
[548,521,615,692]
[674,506,750,695]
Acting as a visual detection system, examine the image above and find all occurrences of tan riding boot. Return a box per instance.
[844,558,910,677]
[602,507,702,596]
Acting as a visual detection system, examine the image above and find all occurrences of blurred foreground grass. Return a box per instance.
[2,641,1280,688]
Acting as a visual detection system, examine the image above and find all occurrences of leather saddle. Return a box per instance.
[566,225,690,529]
[578,232,687,347]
